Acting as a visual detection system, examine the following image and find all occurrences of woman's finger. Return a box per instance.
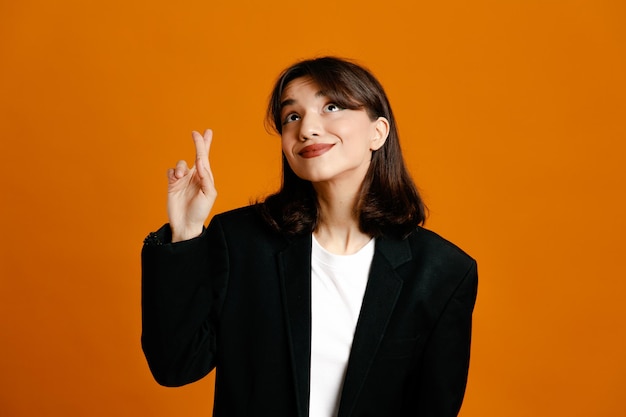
[200,129,214,182]
[193,129,214,182]
[167,167,176,182]
[192,130,208,163]
[202,129,213,156]
[174,160,190,179]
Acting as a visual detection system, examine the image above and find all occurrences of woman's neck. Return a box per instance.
[313,182,372,255]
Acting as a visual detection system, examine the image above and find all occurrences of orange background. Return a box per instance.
[1,0,625,416]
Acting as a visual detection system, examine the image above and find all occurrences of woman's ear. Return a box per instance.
[370,117,390,151]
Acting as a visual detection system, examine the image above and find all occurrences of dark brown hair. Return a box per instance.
[259,56,426,238]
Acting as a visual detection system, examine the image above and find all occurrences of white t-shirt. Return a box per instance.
[309,235,375,417]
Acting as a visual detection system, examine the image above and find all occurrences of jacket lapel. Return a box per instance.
[277,234,312,417]
[338,236,412,417]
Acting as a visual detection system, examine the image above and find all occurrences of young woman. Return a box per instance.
[142,57,478,417]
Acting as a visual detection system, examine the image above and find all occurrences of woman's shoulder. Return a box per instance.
[210,205,264,229]
[406,226,476,266]
[210,205,284,240]
[212,205,260,222]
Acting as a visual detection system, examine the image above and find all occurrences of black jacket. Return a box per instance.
[142,206,478,417]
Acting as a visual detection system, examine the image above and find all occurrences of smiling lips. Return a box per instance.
[298,143,334,158]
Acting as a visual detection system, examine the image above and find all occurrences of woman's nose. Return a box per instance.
[299,113,322,141]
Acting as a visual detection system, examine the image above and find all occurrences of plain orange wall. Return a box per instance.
[1,0,625,416]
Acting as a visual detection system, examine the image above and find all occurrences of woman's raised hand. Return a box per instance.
[167,129,217,242]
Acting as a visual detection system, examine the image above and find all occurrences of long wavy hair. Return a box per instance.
[258,56,426,238]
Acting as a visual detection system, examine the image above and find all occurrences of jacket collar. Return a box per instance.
[277,233,412,417]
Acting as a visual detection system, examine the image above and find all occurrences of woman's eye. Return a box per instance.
[323,103,343,113]
[283,113,300,125]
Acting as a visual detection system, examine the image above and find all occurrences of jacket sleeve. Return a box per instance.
[413,259,478,416]
[141,217,229,387]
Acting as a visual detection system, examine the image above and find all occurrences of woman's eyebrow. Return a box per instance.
[280,98,296,109]
[280,91,328,109]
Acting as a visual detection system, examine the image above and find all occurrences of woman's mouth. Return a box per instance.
[298,143,334,158]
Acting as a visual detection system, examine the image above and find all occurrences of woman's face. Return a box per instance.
[279,76,389,189]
